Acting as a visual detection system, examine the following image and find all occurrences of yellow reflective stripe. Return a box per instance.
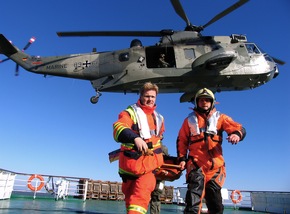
[113,106,137,142]
[121,143,135,149]
[126,107,137,124]
[121,141,161,150]
[113,122,127,141]
[152,140,161,148]
[118,168,141,177]
[128,204,147,214]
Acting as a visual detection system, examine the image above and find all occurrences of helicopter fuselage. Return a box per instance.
[0,33,278,103]
[90,33,278,102]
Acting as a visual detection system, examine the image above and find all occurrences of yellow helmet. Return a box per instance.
[194,88,215,108]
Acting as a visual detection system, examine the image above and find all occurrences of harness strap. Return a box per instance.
[190,156,200,169]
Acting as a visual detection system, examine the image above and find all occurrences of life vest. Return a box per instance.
[187,111,224,170]
[127,104,163,139]
[119,104,164,177]
[187,111,222,145]
[188,111,220,136]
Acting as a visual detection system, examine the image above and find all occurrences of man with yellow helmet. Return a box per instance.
[176,88,246,214]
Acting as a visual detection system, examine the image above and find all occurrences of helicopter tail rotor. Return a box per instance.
[22,36,36,52]
[0,36,36,76]
[15,64,20,76]
[0,58,10,63]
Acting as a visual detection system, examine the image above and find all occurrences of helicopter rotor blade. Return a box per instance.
[170,0,191,28]
[203,0,249,29]
[15,64,19,76]
[22,36,36,52]
[0,58,10,63]
[57,31,162,37]
[272,57,285,65]
[17,36,36,76]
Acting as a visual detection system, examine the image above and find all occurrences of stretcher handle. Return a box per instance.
[161,163,182,169]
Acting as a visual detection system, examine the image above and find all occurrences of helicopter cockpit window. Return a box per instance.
[119,52,130,61]
[184,49,196,59]
[245,44,261,54]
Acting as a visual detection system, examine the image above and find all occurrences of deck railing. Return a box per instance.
[0,169,89,201]
[3,169,289,213]
[173,187,290,213]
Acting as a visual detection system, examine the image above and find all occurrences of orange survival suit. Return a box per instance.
[177,107,246,214]
[113,99,164,214]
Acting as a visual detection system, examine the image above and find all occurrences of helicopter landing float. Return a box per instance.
[0,0,284,104]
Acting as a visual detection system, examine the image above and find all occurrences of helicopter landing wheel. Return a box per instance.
[90,92,102,104]
[90,96,99,104]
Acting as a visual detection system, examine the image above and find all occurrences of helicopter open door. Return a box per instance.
[144,46,197,69]
[145,46,175,68]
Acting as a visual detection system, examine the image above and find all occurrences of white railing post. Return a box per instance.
[83,179,88,202]
[33,179,39,199]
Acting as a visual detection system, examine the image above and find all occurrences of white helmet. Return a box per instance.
[194,88,215,109]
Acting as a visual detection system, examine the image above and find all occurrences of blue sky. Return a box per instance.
[1,0,289,192]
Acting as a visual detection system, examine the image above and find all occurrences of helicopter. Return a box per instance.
[0,0,284,104]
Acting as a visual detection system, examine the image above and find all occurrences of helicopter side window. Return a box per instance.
[119,52,130,61]
[245,44,261,54]
[184,48,196,59]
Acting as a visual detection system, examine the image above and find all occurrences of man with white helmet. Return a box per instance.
[176,88,246,214]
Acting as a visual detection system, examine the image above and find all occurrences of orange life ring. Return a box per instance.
[231,190,242,204]
[27,174,45,191]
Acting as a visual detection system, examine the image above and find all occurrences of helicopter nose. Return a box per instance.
[273,66,279,78]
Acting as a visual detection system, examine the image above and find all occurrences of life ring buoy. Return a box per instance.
[231,190,242,204]
[27,174,45,191]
